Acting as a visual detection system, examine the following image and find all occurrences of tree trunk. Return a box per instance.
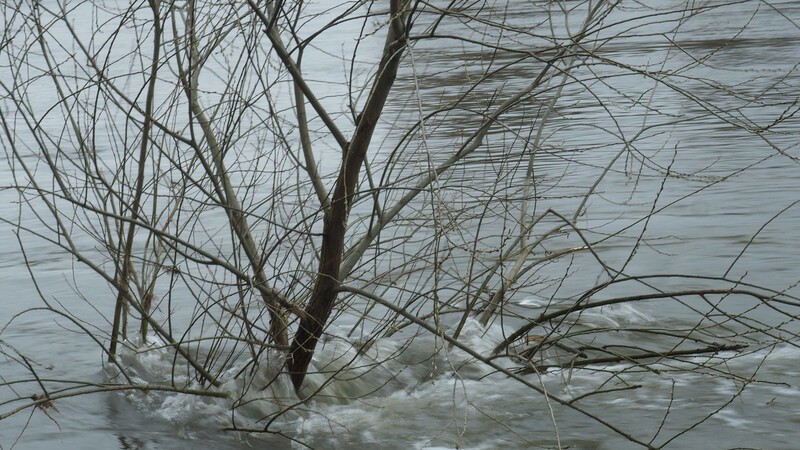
[288,0,410,393]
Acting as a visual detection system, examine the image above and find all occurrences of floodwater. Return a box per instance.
[1,1,799,449]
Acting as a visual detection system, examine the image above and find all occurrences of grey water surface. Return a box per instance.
[2,1,799,449]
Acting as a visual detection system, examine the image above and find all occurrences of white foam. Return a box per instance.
[577,303,653,328]
[713,409,752,428]
[517,295,551,308]
[104,316,796,449]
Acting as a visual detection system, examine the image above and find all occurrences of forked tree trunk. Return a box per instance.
[287,0,410,393]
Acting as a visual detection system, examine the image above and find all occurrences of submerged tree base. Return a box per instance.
[1,1,799,449]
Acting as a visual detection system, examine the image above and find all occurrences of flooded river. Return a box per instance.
[2,1,799,449]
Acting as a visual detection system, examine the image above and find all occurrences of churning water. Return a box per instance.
[2,1,799,449]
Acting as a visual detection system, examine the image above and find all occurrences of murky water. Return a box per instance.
[2,1,799,449]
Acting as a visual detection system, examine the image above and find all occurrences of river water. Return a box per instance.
[1,1,799,449]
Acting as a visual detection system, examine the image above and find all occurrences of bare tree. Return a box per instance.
[1,0,799,448]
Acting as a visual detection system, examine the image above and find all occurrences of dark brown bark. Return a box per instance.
[288,1,410,393]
